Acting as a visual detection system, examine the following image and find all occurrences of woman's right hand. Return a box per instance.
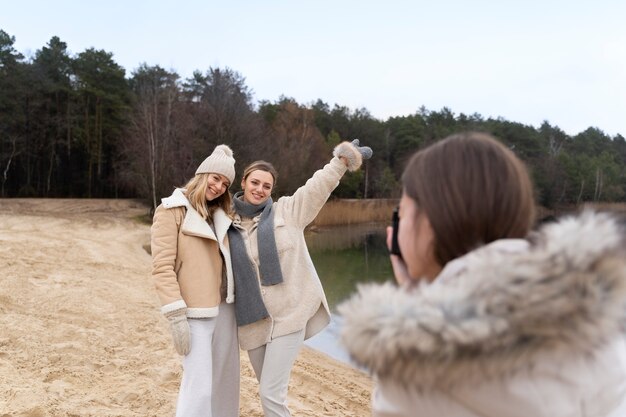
[386,226,412,286]
[165,308,191,355]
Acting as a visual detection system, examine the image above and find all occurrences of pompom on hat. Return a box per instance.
[195,144,236,185]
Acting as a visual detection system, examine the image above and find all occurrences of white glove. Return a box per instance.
[164,307,190,355]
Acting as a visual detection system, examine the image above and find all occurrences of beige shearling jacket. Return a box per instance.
[340,211,626,417]
[151,188,234,318]
[232,157,348,350]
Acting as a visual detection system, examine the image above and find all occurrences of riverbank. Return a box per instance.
[312,199,626,228]
[311,198,398,227]
[0,198,372,417]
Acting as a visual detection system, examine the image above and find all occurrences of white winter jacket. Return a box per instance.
[232,157,347,350]
[340,211,626,417]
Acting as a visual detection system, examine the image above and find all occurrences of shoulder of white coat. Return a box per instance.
[161,188,189,209]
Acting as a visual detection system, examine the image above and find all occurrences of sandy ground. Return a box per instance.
[0,199,372,417]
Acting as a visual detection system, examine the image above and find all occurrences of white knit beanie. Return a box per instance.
[195,144,236,184]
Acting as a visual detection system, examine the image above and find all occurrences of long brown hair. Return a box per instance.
[402,132,536,266]
[183,173,232,221]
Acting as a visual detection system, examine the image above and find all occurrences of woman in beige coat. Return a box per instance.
[151,144,239,417]
[339,132,626,417]
[228,140,372,417]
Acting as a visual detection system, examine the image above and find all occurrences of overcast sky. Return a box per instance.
[3,0,625,136]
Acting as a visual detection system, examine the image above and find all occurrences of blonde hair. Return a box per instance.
[183,173,232,220]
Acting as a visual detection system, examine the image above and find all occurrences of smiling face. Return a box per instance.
[398,191,441,282]
[241,169,274,205]
[204,173,230,201]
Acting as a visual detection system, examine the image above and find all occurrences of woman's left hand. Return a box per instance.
[334,140,373,170]
[386,226,412,286]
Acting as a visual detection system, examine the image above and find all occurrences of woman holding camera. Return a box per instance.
[340,132,626,417]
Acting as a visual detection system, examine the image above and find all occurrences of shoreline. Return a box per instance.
[0,198,372,416]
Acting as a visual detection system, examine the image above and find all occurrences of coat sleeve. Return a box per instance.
[151,205,186,312]
[276,156,348,229]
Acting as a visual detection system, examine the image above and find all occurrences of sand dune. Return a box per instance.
[0,199,372,417]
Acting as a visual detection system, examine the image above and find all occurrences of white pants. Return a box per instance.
[247,329,305,417]
[176,303,240,417]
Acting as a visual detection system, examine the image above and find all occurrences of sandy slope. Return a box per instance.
[0,199,372,417]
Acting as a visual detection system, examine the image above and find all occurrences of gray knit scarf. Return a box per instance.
[228,192,284,326]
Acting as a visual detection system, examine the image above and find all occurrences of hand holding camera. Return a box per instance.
[387,207,413,286]
[390,207,402,258]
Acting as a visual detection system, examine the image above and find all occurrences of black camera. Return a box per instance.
[390,207,402,258]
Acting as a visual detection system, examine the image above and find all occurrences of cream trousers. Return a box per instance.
[247,329,305,417]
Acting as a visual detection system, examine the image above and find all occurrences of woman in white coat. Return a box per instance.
[340,132,626,417]
[151,144,239,417]
[228,140,372,417]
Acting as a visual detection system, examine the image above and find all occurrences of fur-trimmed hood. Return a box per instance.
[339,211,626,389]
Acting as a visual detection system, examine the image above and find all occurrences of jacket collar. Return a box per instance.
[162,188,232,242]
[339,211,626,389]
[161,188,188,209]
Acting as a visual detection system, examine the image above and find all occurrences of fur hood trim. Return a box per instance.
[339,211,626,389]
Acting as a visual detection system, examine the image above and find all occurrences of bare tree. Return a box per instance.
[183,67,263,168]
[260,98,327,195]
[1,135,21,197]
[121,65,186,210]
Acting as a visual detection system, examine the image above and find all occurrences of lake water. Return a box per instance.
[303,223,393,364]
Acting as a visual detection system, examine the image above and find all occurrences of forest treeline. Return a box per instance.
[1,31,625,210]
